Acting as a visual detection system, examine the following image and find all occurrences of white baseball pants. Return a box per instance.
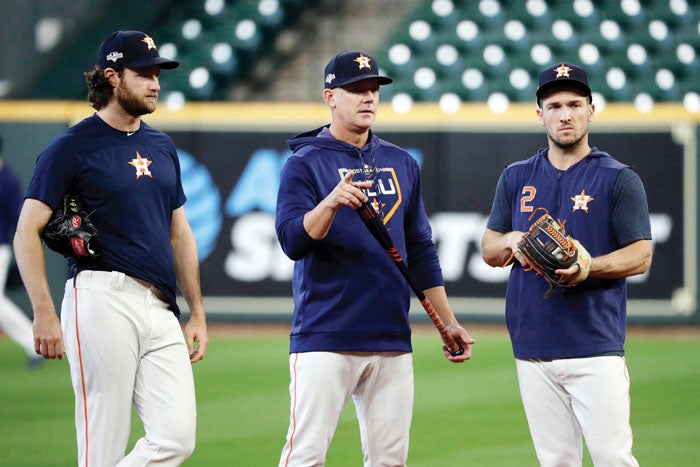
[516,356,639,467]
[62,270,197,466]
[279,351,414,467]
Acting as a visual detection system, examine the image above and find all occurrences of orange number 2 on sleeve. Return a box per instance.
[520,186,536,213]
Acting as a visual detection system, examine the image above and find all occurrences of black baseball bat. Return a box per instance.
[356,201,464,356]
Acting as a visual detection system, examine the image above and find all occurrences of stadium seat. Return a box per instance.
[596,0,648,29]
[195,34,240,77]
[377,0,700,103]
[592,19,628,55]
[137,0,700,104]
[404,19,439,53]
[439,68,491,101]
[644,0,696,28]
[507,0,553,30]
[159,55,218,101]
[675,18,700,44]
[549,0,601,32]
[465,0,506,30]
[144,0,313,102]
[452,19,485,52]
[499,19,533,54]
[654,42,700,80]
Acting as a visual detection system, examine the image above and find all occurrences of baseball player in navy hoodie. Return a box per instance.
[275,50,475,467]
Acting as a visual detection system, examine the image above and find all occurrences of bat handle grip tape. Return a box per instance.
[420,299,464,357]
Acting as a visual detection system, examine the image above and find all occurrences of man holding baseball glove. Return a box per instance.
[275,50,474,466]
[13,30,207,466]
[482,62,652,466]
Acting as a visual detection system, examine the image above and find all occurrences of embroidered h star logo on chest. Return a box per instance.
[128,151,153,179]
[571,189,594,212]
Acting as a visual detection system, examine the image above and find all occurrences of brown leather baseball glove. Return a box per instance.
[515,208,590,298]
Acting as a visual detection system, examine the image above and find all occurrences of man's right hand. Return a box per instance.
[33,311,65,359]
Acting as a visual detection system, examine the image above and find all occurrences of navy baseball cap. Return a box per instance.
[536,62,591,102]
[324,51,393,89]
[97,30,179,70]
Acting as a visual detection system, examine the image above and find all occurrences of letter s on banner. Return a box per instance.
[224,212,293,282]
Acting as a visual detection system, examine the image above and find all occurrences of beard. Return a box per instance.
[116,84,157,117]
[549,129,587,151]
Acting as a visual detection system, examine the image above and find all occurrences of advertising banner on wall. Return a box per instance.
[169,128,690,319]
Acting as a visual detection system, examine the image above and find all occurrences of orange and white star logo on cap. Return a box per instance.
[141,34,157,50]
[354,53,372,70]
[555,63,573,78]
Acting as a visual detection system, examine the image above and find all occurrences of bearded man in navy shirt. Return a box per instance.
[14,30,208,466]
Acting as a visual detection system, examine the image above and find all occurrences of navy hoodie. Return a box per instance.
[276,126,443,353]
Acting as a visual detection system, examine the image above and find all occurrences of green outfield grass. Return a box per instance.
[1,325,698,466]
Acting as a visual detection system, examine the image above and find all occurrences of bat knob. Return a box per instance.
[449,346,465,357]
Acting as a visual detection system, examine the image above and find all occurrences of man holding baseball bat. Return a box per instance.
[275,50,475,466]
